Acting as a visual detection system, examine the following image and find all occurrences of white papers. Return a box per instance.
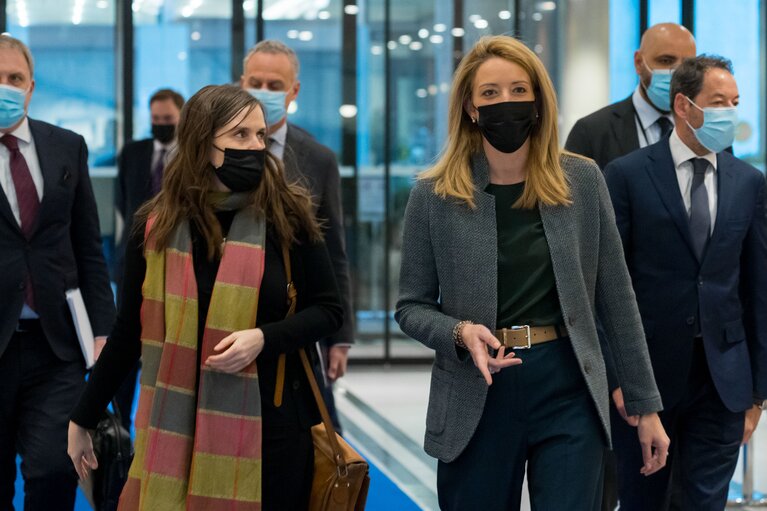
[65,288,95,368]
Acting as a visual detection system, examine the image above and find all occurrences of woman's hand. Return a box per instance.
[636,413,670,476]
[67,421,98,481]
[460,323,522,385]
[205,328,265,373]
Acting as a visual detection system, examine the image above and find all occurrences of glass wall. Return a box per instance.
[648,0,681,26]
[6,0,117,170]
[133,0,232,140]
[695,0,763,169]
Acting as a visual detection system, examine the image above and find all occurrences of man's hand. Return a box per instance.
[637,413,670,476]
[327,345,349,382]
[94,336,107,362]
[743,405,763,444]
[612,387,640,426]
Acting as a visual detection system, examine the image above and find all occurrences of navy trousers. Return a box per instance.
[613,341,744,511]
[0,323,85,511]
[438,338,606,511]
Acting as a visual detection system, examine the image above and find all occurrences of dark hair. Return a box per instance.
[136,84,321,259]
[149,88,185,110]
[670,55,734,102]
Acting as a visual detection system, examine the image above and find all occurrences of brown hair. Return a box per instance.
[149,88,185,110]
[421,35,571,209]
[136,84,321,259]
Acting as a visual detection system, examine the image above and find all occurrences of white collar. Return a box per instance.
[153,138,175,152]
[3,116,32,144]
[269,121,288,147]
[668,128,718,171]
[632,86,672,132]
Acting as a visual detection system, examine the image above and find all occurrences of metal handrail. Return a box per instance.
[728,441,767,507]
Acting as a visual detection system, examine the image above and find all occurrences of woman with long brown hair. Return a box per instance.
[396,35,669,510]
[67,84,342,510]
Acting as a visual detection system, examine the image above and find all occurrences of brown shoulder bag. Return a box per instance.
[273,244,370,511]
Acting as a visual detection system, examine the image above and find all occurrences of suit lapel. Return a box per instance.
[282,125,302,183]
[706,153,736,251]
[644,141,696,258]
[612,97,640,156]
[31,119,67,238]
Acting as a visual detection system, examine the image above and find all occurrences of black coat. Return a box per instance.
[0,118,115,360]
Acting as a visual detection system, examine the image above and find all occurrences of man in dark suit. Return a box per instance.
[604,55,767,511]
[241,40,353,428]
[112,88,183,430]
[566,23,696,170]
[566,24,696,510]
[0,35,115,510]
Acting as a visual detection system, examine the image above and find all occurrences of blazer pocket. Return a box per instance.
[727,218,749,232]
[724,318,746,344]
[425,366,452,436]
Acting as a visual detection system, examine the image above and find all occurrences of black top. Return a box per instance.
[486,182,563,327]
[71,210,343,437]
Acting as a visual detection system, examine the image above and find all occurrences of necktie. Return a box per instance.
[2,134,38,308]
[150,148,166,195]
[689,158,711,261]
[656,117,673,139]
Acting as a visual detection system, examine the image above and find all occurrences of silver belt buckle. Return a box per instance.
[510,325,531,350]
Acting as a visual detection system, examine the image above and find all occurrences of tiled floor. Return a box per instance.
[336,364,767,511]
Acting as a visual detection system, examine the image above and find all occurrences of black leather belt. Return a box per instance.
[15,318,40,333]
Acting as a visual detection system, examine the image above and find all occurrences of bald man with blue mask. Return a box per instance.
[566,23,696,170]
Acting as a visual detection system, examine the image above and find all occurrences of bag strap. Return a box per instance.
[273,243,347,472]
[273,243,297,408]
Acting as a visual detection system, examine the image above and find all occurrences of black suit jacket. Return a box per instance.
[604,140,767,411]
[565,96,640,171]
[0,118,115,360]
[282,124,353,344]
[114,138,154,289]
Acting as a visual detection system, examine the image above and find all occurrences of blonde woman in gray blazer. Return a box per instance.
[396,35,670,511]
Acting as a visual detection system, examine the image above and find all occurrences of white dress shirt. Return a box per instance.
[632,86,674,148]
[268,122,288,160]
[668,128,718,234]
[0,117,43,318]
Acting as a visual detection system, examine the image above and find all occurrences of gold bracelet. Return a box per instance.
[453,320,473,350]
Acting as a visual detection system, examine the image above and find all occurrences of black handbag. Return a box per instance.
[90,400,134,511]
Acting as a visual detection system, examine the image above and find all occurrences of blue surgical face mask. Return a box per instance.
[642,60,673,112]
[0,84,28,129]
[684,96,737,154]
[247,88,288,127]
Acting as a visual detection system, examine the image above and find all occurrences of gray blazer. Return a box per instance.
[395,153,662,463]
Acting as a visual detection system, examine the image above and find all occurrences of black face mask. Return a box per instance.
[152,124,176,144]
[213,147,266,193]
[476,101,538,153]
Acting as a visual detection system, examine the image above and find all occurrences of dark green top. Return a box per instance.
[486,182,563,328]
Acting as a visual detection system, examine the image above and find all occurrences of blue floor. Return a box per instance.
[13,444,420,510]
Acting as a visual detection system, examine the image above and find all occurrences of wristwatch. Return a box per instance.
[754,398,767,410]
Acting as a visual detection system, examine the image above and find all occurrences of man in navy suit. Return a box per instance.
[0,35,115,509]
[604,55,767,510]
[113,88,183,431]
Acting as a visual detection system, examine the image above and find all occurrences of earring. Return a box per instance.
[471,117,477,124]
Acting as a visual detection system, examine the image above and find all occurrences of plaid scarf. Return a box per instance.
[120,193,266,510]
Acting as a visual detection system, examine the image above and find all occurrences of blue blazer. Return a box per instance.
[604,139,767,412]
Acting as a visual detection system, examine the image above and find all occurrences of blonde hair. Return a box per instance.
[421,35,570,209]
